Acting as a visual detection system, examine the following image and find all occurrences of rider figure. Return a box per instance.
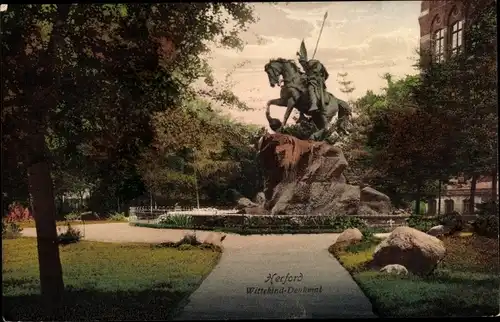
[297,54,329,113]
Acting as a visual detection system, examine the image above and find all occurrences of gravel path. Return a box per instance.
[22,223,376,319]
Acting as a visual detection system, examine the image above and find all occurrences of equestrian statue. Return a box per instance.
[264,11,352,141]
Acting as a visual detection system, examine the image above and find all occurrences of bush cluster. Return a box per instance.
[57,223,82,245]
[152,214,369,232]
[473,201,498,238]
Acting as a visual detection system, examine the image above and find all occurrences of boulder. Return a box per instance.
[236,197,258,210]
[360,187,390,203]
[427,225,452,237]
[336,228,363,245]
[241,133,393,217]
[360,187,391,214]
[380,264,408,275]
[202,232,227,249]
[373,226,446,276]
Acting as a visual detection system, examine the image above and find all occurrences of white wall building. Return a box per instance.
[427,176,498,215]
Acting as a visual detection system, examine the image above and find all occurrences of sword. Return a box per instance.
[311,11,328,59]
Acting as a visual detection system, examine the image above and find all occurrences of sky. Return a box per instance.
[200,1,422,126]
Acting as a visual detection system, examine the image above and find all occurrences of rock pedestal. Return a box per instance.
[243,133,393,217]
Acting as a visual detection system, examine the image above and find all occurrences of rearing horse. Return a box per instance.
[264,58,352,140]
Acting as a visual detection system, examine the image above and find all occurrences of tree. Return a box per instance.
[414,0,497,211]
[137,97,262,207]
[337,71,355,95]
[1,3,256,313]
[337,70,356,108]
[346,74,443,208]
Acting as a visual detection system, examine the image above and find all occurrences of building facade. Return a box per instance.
[419,1,467,64]
[419,0,494,64]
[427,176,498,215]
[419,0,497,215]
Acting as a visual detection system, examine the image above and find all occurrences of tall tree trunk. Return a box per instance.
[492,168,497,202]
[23,4,72,315]
[470,174,478,214]
[437,180,442,216]
[27,134,64,314]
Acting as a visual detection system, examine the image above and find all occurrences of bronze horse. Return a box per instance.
[264,58,352,140]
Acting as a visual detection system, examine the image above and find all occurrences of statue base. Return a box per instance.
[242,133,393,217]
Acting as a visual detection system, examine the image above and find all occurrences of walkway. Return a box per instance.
[22,223,376,319]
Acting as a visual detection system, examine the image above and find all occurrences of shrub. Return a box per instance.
[58,223,82,245]
[177,233,200,246]
[243,215,367,230]
[109,212,126,221]
[326,215,368,230]
[158,214,193,226]
[2,220,23,239]
[154,233,202,249]
[64,212,81,221]
[6,202,33,222]
[475,200,498,217]
[407,216,438,232]
[472,201,498,238]
[437,211,464,233]
[139,214,370,233]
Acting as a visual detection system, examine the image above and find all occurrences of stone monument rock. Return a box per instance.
[244,133,393,217]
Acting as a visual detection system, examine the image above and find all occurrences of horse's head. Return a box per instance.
[264,59,282,88]
[264,58,301,88]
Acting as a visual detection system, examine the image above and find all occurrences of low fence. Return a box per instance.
[129,206,239,223]
[129,206,410,230]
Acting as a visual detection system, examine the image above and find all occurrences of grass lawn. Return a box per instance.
[2,237,221,320]
[330,234,499,317]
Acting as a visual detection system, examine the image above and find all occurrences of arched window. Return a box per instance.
[433,29,445,62]
[450,20,464,56]
[444,199,455,214]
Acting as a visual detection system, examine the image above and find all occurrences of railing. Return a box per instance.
[129,206,239,223]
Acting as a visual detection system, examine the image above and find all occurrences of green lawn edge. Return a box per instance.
[2,237,222,320]
[166,249,222,320]
[328,235,499,318]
